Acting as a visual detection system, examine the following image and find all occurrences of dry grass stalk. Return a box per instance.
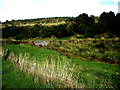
[2,49,84,88]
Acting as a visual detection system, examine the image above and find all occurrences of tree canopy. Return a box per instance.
[2,11,120,40]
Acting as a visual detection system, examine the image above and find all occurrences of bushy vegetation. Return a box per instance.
[2,44,120,88]
[47,37,120,64]
[2,11,120,40]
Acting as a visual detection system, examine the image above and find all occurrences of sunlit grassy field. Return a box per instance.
[2,44,120,88]
[2,21,66,28]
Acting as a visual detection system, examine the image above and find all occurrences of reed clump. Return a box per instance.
[2,49,84,88]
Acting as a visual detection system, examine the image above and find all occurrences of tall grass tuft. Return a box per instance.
[2,49,84,88]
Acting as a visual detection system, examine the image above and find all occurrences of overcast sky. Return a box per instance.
[0,0,119,22]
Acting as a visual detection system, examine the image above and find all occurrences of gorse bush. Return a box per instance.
[2,49,84,88]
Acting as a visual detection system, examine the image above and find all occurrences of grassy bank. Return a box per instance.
[2,58,53,88]
[2,44,120,88]
[2,44,83,88]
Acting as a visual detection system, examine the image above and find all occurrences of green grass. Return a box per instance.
[2,59,54,88]
[2,44,120,88]
[2,44,83,88]
[71,58,120,88]
[47,38,120,64]
[3,44,60,62]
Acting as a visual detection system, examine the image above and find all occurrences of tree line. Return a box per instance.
[2,11,120,40]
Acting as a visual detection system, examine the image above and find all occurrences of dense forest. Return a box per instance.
[2,11,120,40]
